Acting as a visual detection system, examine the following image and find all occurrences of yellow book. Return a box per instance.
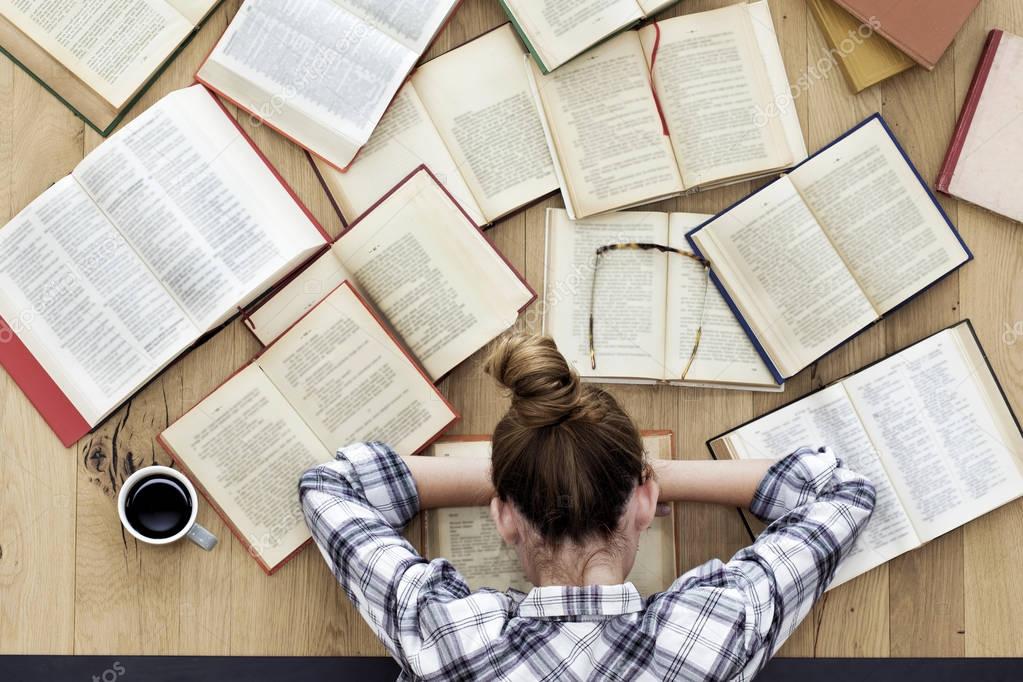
[808,0,915,93]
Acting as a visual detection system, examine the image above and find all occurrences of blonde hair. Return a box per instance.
[485,334,647,546]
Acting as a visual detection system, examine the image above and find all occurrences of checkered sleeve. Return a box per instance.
[728,446,876,675]
[298,442,472,668]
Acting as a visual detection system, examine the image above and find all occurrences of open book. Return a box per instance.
[197,0,460,171]
[709,321,1023,589]
[526,1,807,220]
[0,0,221,134]
[311,24,558,226]
[159,282,459,573]
[499,0,677,73]
[0,85,327,447]
[688,115,972,384]
[542,209,779,391]
[938,30,1023,225]
[423,431,678,595]
[243,167,536,382]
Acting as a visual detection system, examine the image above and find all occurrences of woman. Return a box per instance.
[300,335,875,681]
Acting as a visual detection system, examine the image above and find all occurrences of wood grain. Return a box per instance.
[1,0,1019,661]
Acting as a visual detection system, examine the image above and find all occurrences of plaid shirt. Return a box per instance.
[300,443,875,681]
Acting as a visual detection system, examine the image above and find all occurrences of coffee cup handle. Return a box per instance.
[186,523,218,551]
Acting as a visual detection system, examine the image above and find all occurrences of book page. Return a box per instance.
[529,31,683,218]
[0,177,197,426]
[636,0,675,14]
[426,439,534,593]
[160,363,330,569]
[73,86,325,331]
[843,327,1023,543]
[426,433,676,596]
[332,0,455,53]
[198,0,417,165]
[790,118,968,314]
[0,0,192,107]
[689,176,877,378]
[246,249,351,347]
[639,3,791,189]
[542,208,668,381]
[314,85,486,225]
[664,214,776,388]
[947,33,1023,224]
[164,0,218,24]
[332,170,532,381]
[748,0,808,164]
[411,25,558,223]
[256,284,455,456]
[502,0,642,71]
[723,383,920,588]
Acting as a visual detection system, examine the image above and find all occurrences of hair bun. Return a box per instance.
[485,334,600,428]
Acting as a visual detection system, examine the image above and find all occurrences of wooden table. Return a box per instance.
[3,0,1022,662]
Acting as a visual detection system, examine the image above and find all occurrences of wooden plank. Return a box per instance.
[71,2,240,656]
[879,39,965,657]
[958,0,1023,658]
[779,6,890,658]
[0,44,82,655]
[7,0,1021,663]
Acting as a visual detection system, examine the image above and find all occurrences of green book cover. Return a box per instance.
[2,1,224,137]
[497,0,551,74]
[498,0,680,74]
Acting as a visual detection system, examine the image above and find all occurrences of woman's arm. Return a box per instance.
[401,455,493,509]
[300,443,474,665]
[651,458,775,508]
[404,455,775,510]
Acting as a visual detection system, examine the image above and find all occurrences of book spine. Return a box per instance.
[306,149,349,229]
[936,29,1003,194]
[206,89,332,243]
[496,0,551,73]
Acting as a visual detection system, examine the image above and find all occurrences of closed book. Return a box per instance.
[937,30,1023,225]
[807,0,915,93]
[832,0,980,70]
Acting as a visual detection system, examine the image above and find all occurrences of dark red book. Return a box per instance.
[937,30,1023,224]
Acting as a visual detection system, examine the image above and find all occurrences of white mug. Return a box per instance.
[117,466,218,551]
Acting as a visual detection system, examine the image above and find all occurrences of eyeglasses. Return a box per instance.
[588,242,711,380]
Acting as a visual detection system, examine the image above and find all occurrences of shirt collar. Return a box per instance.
[514,583,644,620]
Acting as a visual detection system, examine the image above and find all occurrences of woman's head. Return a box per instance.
[484,334,658,585]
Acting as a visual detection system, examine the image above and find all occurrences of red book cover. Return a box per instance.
[833,0,980,70]
[0,315,91,447]
[937,30,1003,194]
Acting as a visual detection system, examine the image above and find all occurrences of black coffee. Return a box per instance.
[124,475,192,539]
